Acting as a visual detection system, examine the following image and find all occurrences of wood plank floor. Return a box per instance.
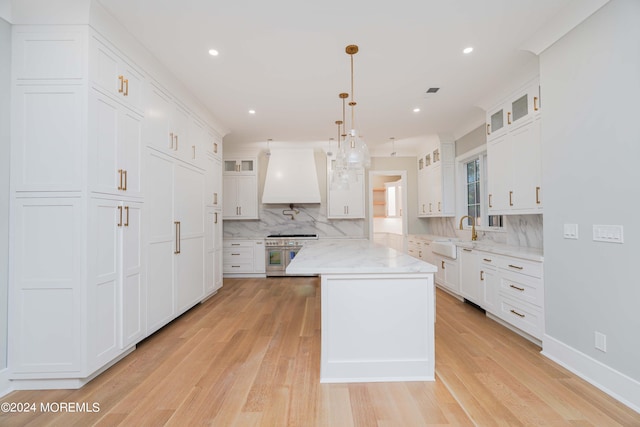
[1,277,639,426]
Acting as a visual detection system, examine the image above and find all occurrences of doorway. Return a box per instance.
[368,170,408,252]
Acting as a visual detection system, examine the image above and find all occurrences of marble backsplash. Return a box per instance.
[223,204,367,239]
[425,214,543,249]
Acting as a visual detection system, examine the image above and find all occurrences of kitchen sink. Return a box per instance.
[431,240,458,259]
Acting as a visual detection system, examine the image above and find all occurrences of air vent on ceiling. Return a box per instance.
[426,87,440,94]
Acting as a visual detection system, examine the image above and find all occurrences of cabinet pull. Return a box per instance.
[118,75,124,93]
[214,212,218,224]
[480,270,484,281]
[534,96,539,111]
[463,248,472,252]
[174,134,179,151]
[117,169,123,190]
[231,243,240,246]
[507,111,512,125]
[239,206,242,216]
[509,284,525,292]
[429,203,432,213]
[422,204,425,213]
[509,191,513,206]
[510,309,525,318]
[231,253,241,256]
[174,221,181,254]
[508,264,524,270]
[438,202,441,212]
[488,194,492,208]
[536,186,541,204]
[232,265,240,268]
[418,251,422,257]
[169,132,174,149]
[123,78,129,96]
[441,260,445,269]
[486,123,490,135]
[192,145,196,159]
[124,206,129,227]
[236,164,240,172]
[123,169,127,191]
[117,206,123,227]
[214,192,218,205]
[213,142,218,153]
[483,258,492,262]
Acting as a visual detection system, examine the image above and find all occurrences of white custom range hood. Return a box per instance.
[262,148,321,204]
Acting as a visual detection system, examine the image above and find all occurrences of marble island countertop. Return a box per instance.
[287,239,437,275]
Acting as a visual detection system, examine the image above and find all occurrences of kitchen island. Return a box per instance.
[287,239,437,383]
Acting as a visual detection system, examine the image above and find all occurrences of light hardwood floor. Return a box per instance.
[1,277,639,426]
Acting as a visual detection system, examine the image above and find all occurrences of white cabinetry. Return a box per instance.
[223,158,258,219]
[487,78,542,214]
[417,141,455,217]
[223,240,266,276]
[433,253,459,294]
[327,156,365,219]
[459,248,480,303]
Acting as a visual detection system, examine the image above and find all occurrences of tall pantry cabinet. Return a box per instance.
[8,24,225,390]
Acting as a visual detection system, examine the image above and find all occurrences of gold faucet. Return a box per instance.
[459,215,478,241]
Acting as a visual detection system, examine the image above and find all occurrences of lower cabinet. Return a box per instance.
[433,254,459,294]
[459,248,480,303]
[223,239,266,276]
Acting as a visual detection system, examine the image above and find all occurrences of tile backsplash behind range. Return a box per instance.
[223,205,366,239]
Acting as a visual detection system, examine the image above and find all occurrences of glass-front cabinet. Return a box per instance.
[486,77,541,141]
[224,159,254,174]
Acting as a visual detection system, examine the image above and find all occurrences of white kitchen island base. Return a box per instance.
[320,273,435,383]
[286,239,437,384]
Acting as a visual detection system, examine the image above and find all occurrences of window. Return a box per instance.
[458,149,503,229]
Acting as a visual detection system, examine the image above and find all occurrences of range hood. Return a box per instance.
[262,148,321,204]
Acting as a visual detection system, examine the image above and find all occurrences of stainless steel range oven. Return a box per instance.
[265,234,318,277]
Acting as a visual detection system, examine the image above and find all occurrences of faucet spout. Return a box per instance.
[459,215,478,241]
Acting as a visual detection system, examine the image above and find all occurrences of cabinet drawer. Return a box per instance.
[223,262,254,273]
[497,257,542,278]
[224,240,254,248]
[496,295,543,340]
[223,247,253,261]
[499,271,543,307]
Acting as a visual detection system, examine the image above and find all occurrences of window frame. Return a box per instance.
[455,145,504,232]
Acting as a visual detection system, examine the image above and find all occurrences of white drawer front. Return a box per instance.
[499,272,543,307]
[223,247,253,262]
[224,240,254,248]
[496,296,543,339]
[497,257,542,278]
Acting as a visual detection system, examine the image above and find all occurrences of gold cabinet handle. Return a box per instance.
[123,78,129,96]
[117,206,123,227]
[508,264,524,270]
[536,186,541,204]
[429,203,432,213]
[486,123,490,135]
[510,309,525,318]
[507,111,512,125]
[239,206,242,216]
[117,169,123,190]
[483,258,492,262]
[124,206,129,227]
[174,221,181,254]
[441,260,445,269]
[123,169,127,191]
[118,75,124,93]
[169,132,174,149]
[488,194,492,208]
[213,142,218,153]
[418,250,422,257]
[214,192,218,205]
[192,145,196,159]
[509,284,525,292]
[509,191,513,206]
[480,270,484,281]
[463,248,472,252]
[438,202,441,212]
[214,212,218,224]
[534,96,539,111]
[174,134,178,151]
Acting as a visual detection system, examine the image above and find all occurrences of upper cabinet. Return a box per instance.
[417,140,455,217]
[487,78,543,214]
[326,155,365,219]
[224,158,255,174]
[223,157,259,219]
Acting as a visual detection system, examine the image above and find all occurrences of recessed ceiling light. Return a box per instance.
[463,47,474,54]
[413,108,421,113]
[208,49,219,56]
[248,109,256,115]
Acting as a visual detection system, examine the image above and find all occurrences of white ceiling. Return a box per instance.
[96,0,574,152]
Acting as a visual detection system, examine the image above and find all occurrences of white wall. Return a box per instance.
[540,0,640,409]
[0,16,10,370]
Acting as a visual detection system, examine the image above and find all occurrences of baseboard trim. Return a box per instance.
[0,367,11,398]
[542,334,640,414]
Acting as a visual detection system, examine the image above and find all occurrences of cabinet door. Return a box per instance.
[427,165,442,216]
[121,202,144,348]
[145,150,176,333]
[347,175,365,218]
[214,248,223,292]
[144,84,174,153]
[443,258,460,294]
[171,105,190,162]
[223,176,238,218]
[511,119,542,211]
[487,133,512,213]
[236,176,258,218]
[120,110,143,196]
[486,106,506,141]
[213,157,222,208]
[480,267,499,314]
[459,248,480,303]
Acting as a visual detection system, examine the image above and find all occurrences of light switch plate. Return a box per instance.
[563,224,578,239]
[593,225,624,243]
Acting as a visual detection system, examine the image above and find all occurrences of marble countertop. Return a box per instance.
[287,239,438,275]
[409,234,543,262]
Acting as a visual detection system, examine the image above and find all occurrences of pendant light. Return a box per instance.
[339,44,371,170]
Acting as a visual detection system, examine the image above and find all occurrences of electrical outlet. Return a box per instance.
[595,331,607,352]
